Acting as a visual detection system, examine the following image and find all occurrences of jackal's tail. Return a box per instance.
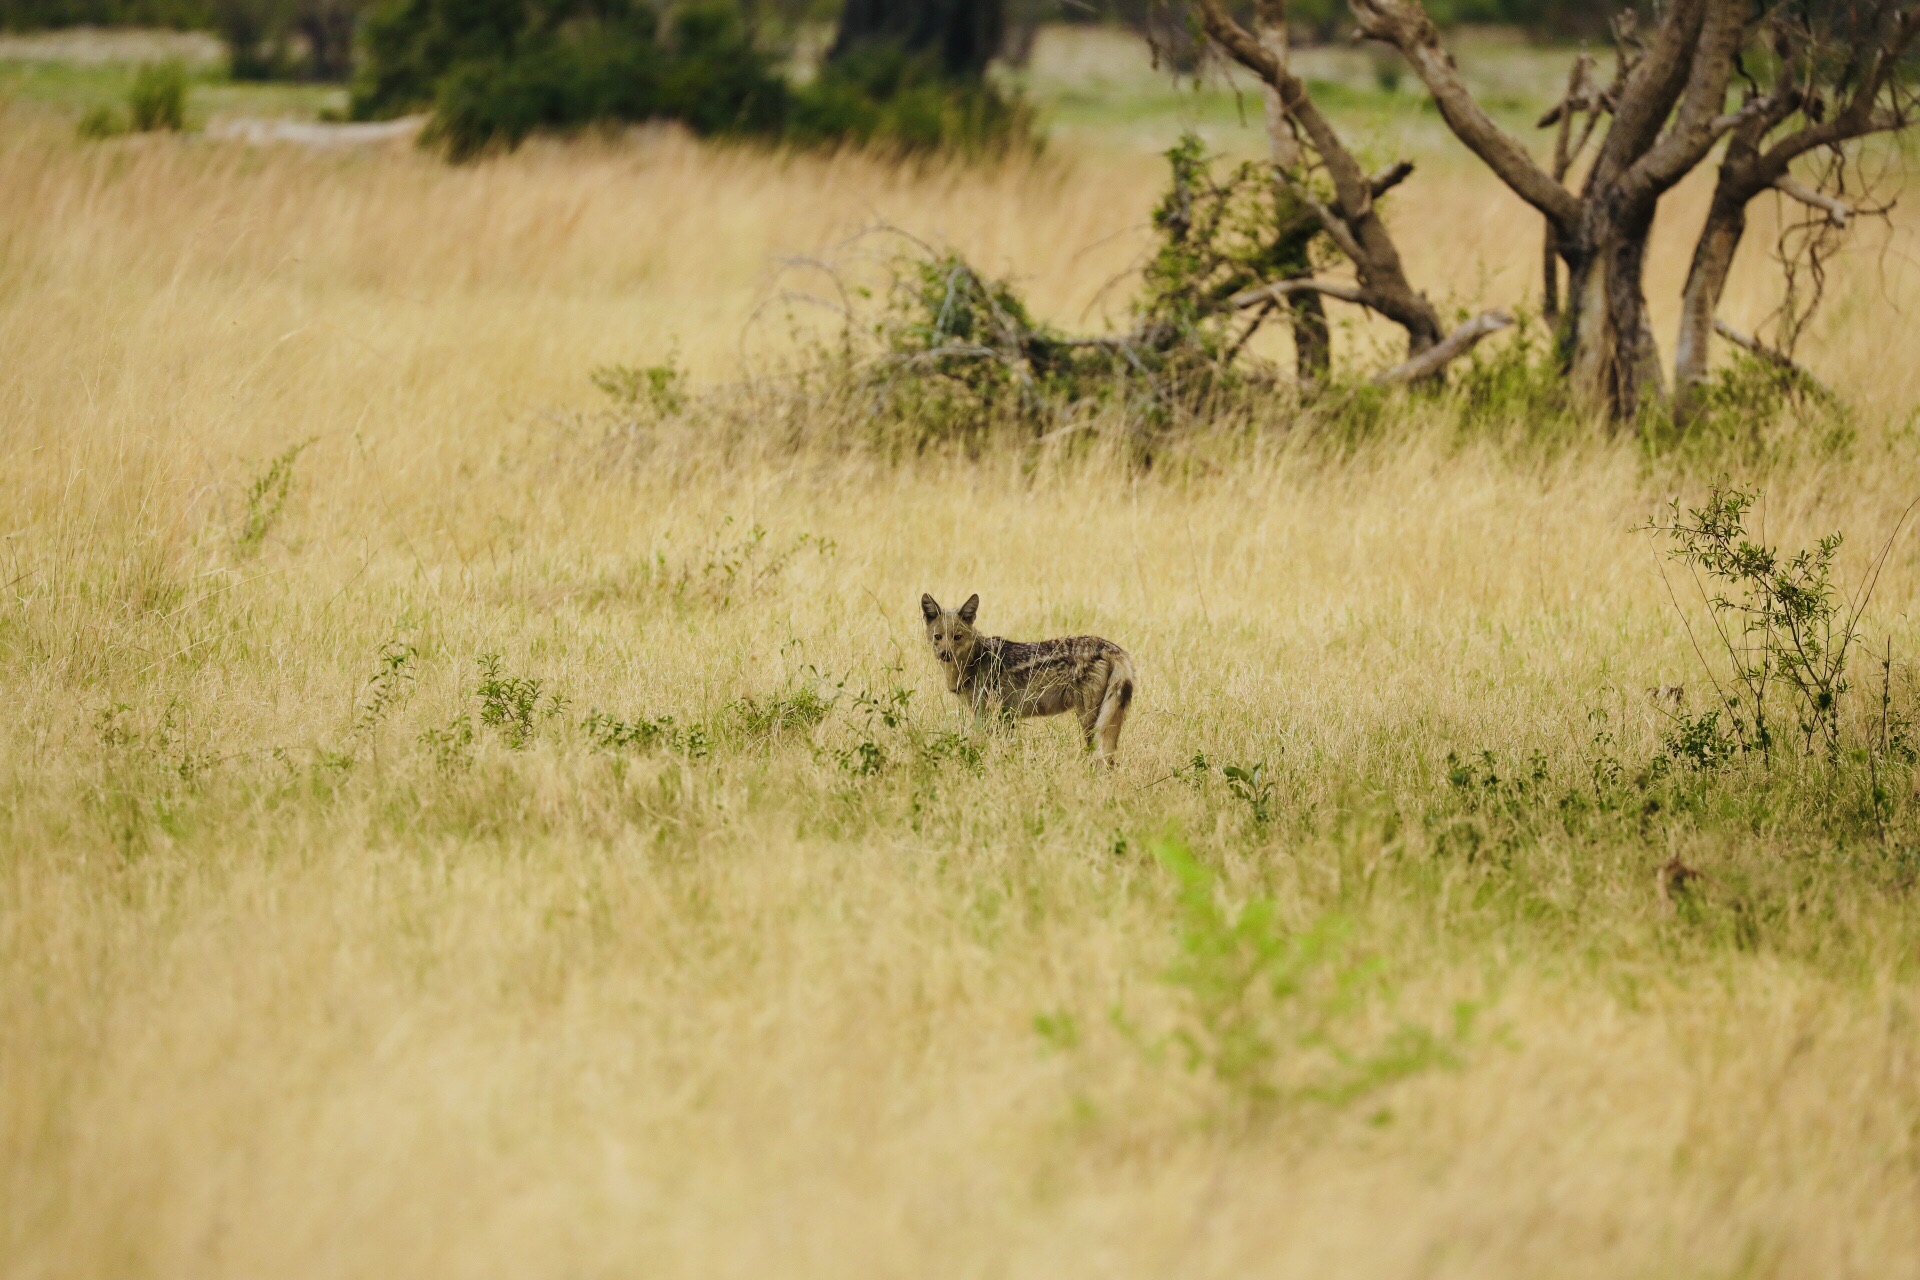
[1093,649,1136,762]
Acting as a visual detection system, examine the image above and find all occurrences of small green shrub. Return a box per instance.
[77,104,127,140]
[128,61,190,133]
[235,440,312,557]
[728,682,834,743]
[1152,838,1464,1109]
[592,360,685,416]
[1449,312,1570,433]
[474,653,562,749]
[583,709,710,758]
[787,46,1038,158]
[1221,760,1276,826]
[1649,484,1876,761]
[354,633,418,738]
[1687,351,1845,441]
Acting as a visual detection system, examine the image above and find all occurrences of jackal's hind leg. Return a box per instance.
[1092,663,1131,765]
[1077,698,1101,750]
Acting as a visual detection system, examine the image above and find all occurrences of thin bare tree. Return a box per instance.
[1190,0,1514,383]
[1347,0,1920,421]
[1185,1,1920,418]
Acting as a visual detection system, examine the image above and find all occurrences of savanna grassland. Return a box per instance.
[10,28,1920,1279]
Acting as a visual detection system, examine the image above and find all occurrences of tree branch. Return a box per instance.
[1373,310,1513,385]
[1189,0,1444,352]
[1590,0,1706,190]
[1713,318,1836,400]
[1348,0,1580,229]
[1773,177,1851,228]
[1275,172,1368,263]
[1621,0,1752,199]
[1369,160,1415,199]
[1228,278,1374,310]
[1753,9,1920,178]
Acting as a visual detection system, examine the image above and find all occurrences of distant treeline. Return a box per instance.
[1,0,212,27]
[0,0,1632,41]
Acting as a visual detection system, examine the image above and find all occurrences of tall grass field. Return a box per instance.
[8,30,1920,1277]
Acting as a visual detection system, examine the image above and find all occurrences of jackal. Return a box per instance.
[921,593,1136,763]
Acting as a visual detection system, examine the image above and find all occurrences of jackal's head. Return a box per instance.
[921,592,981,692]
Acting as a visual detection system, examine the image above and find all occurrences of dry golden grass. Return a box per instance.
[6,74,1920,1278]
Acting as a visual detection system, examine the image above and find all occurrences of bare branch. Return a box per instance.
[1713,318,1836,400]
[1274,172,1368,264]
[1622,0,1752,199]
[1537,52,1595,131]
[1348,0,1579,229]
[1773,177,1851,228]
[1372,310,1514,385]
[1228,278,1373,310]
[1590,0,1706,190]
[1189,0,1444,352]
[1369,161,1415,198]
[1755,9,1920,178]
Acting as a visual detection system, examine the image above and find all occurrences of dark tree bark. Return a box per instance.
[829,0,1006,79]
[297,0,358,81]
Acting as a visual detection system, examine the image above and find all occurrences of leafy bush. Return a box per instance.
[1151,838,1465,1109]
[474,653,562,748]
[357,0,1037,161]
[787,44,1037,158]
[76,104,126,139]
[413,5,790,161]
[127,60,190,131]
[234,439,311,557]
[1648,484,1906,762]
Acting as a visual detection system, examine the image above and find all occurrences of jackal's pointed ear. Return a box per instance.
[958,594,979,625]
[921,593,941,622]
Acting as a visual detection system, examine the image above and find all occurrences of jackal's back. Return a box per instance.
[972,634,1130,715]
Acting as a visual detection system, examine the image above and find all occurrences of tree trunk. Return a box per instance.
[1672,192,1745,423]
[1256,1,1330,381]
[298,0,357,82]
[829,0,1006,79]
[1561,203,1664,422]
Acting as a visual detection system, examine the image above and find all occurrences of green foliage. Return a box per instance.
[356,0,1038,161]
[1138,133,1316,356]
[1649,485,1872,761]
[411,4,790,161]
[418,713,474,772]
[127,59,189,131]
[864,250,1078,437]
[788,44,1038,158]
[851,134,1329,444]
[235,439,311,556]
[76,102,126,138]
[592,360,685,416]
[1669,351,1851,459]
[354,632,417,736]
[0,0,215,29]
[1220,759,1274,826]
[1448,311,1570,431]
[584,708,710,758]
[1152,838,1463,1108]
[729,685,832,741]
[474,652,562,748]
